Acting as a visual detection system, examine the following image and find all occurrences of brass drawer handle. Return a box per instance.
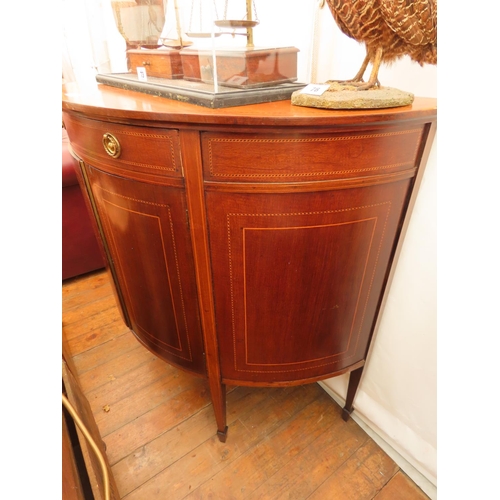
[102,133,121,158]
[142,61,151,65]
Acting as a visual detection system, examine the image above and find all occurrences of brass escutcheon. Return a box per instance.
[102,133,121,158]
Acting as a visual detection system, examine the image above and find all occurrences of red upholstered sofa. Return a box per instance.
[62,128,105,280]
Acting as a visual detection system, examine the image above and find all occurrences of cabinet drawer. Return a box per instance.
[201,128,424,182]
[64,115,183,178]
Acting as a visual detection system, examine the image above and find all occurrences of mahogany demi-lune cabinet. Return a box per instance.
[62,83,437,442]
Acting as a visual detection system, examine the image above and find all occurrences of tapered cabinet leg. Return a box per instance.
[342,366,364,422]
[209,379,228,442]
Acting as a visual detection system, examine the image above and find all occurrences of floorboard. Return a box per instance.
[62,269,430,500]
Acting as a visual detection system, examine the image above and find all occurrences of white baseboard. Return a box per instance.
[318,381,437,500]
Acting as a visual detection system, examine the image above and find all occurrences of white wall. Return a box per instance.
[62,0,128,86]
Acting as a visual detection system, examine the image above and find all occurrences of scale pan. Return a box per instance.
[162,39,194,48]
[185,32,222,38]
[214,20,259,28]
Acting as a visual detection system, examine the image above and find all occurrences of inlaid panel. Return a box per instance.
[86,165,205,374]
[206,182,412,383]
[243,220,375,365]
[201,127,424,182]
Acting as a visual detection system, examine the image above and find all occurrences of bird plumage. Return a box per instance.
[324,0,437,89]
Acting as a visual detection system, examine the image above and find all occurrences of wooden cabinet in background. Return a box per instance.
[62,84,436,442]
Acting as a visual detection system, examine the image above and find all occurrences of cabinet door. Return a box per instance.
[85,165,206,375]
[206,181,412,384]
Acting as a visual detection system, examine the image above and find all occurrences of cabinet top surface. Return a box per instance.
[62,82,437,127]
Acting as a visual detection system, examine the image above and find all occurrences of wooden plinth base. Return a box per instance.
[95,72,305,108]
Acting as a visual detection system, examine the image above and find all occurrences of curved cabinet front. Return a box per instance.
[205,180,412,384]
[62,89,436,441]
[64,114,206,376]
[86,166,206,375]
[201,126,424,384]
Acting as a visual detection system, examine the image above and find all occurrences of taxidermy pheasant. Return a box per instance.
[323,0,437,90]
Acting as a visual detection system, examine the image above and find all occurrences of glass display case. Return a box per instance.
[102,0,306,107]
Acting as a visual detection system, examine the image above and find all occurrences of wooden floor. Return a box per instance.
[62,269,430,500]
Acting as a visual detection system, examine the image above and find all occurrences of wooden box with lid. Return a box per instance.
[127,48,184,79]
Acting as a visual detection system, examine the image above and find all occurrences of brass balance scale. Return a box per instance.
[180,0,299,89]
[185,0,258,45]
[101,0,303,107]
